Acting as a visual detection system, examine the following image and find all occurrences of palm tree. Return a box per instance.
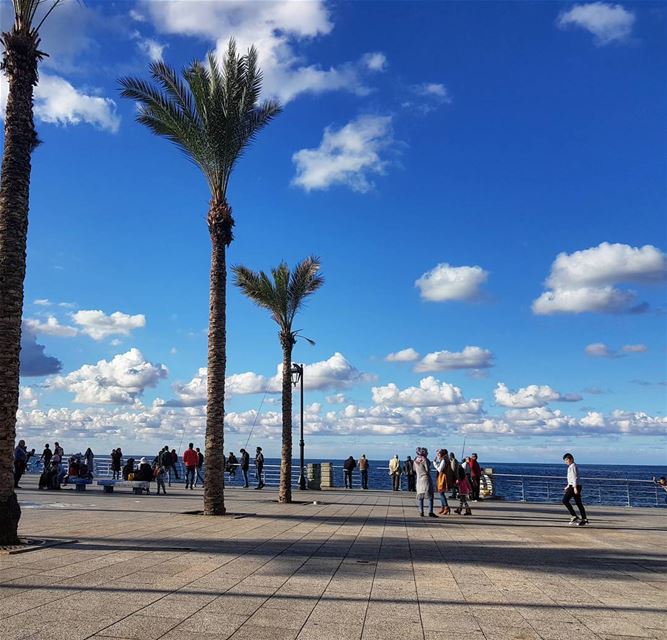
[233,257,324,503]
[120,40,281,516]
[0,0,62,545]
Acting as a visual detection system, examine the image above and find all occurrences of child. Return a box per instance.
[454,466,472,515]
[155,464,168,495]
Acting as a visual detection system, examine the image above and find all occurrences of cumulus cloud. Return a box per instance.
[415,263,488,302]
[532,243,666,315]
[622,344,647,353]
[135,35,168,62]
[19,326,63,377]
[24,316,78,338]
[292,115,393,193]
[50,348,168,405]
[72,310,146,341]
[494,382,582,409]
[325,393,347,404]
[385,348,420,362]
[415,346,494,372]
[19,386,39,409]
[557,2,635,46]
[372,376,466,407]
[141,0,385,104]
[585,342,648,358]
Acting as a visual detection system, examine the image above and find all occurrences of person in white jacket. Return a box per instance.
[562,453,588,526]
[389,455,401,491]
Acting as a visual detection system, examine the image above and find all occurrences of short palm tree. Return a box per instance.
[120,40,281,516]
[0,0,62,545]
[233,257,324,503]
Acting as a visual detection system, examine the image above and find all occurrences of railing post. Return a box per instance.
[520,477,525,502]
[598,486,601,503]
[626,481,631,507]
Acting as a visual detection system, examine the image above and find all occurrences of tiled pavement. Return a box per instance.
[1,476,665,640]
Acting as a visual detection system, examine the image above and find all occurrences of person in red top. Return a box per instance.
[182,443,199,490]
[470,453,482,501]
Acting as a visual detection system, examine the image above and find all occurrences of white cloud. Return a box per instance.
[494,382,582,409]
[532,243,666,314]
[19,386,39,409]
[325,393,347,404]
[622,344,647,353]
[415,263,488,302]
[415,346,494,372]
[362,52,387,72]
[136,36,167,62]
[50,348,168,405]
[372,376,466,407]
[142,0,384,104]
[72,309,146,341]
[557,2,635,45]
[585,342,618,358]
[24,316,78,338]
[34,299,52,306]
[292,115,393,193]
[385,348,420,363]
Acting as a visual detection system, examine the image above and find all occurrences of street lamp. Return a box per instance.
[290,363,306,490]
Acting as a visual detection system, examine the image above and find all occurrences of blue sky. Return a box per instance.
[3,0,666,464]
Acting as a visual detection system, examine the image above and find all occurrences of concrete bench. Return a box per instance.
[97,479,150,494]
[68,477,93,492]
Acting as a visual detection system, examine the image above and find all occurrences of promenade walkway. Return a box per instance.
[1,476,665,640]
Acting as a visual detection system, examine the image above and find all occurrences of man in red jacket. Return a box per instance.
[183,443,199,490]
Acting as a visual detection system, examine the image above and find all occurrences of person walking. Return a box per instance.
[159,447,173,486]
[255,447,265,489]
[14,440,28,488]
[562,453,588,526]
[111,448,122,480]
[84,448,95,475]
[414,447,436,517]
[343,456,356,489]
[40,443,52,468]
[454,466,472,515]
[170,449,180,480]
[404,456,416,492]
[433,449,450,515]
[239,448,250,487]
[183,443,198,490]
[449,452,460,499]
[389,454,401,491]
[194,447,205,487]
[155,464,168,495]
[470,453,482,501]
[359,455,369,490]
[226,451,238,479]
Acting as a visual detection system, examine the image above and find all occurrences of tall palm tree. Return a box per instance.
[120,40,281,516]
[233,257,324,503]
[0,0,62,545]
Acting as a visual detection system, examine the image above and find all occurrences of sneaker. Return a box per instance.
[428,512,438,518]
[577,519,589,526]
[569,516,580,525]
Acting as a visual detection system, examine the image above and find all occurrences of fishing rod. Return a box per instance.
[460,437,466,459]
[244,390,268,449]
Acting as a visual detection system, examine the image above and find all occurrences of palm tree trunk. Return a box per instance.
[279,340,293,504]
[204,201,234,516]
[0,29,40,545]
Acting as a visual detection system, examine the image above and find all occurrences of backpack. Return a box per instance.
[161,450,172,467]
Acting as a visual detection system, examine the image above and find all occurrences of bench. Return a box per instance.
[97,479,150,495]
[68,477,93,492]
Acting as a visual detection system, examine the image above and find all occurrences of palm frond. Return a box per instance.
[287,256,324,324]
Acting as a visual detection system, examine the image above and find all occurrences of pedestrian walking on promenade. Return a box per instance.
[84,448,95,475]
[454,466,472,515]
[14,440,28,488]
[255,447,265,489]
[434,449,450,515]
[183,443,198,489]
[40,444,52,467]
[404,456,416,492]
[414,447,436,517]
[240,448,250,487]
[155,464,168,495]
[343,456,356,489]
[445,451,457,496]
[159,447,173,485]
[359,455,369,489]
[111,448,122,479]
[562,453,588,526]
[194,447,205,487]
[470,453,482,501]
[389,454,401,491]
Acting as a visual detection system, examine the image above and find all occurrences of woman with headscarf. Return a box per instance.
[414,447,436,517]
[433,448,450,515]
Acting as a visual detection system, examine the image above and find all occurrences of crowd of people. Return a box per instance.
[343,449,484,516]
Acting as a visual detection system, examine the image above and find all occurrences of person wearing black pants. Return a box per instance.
[562,453,588,526]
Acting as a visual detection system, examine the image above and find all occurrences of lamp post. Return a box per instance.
[290,363,306,490]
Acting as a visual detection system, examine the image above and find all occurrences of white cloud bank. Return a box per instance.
[415,263,488,302]
[415,346,494,372]
[385,348,420,363]
[141,0,386,104]
[585,342,648,358]
[532,243,666,314]
[494,383,582,408]
[72,310,146,341]
[24,316,77,338]
[557,2,635,46]
[292,115,393,193]
[50,348,167,405]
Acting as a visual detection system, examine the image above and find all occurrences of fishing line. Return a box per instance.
[244,390,268,449]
